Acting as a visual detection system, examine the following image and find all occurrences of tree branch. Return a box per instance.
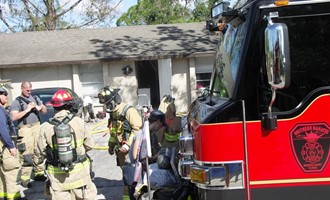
[60,0,71,8]
[75,18,97,28]
[108,0,123,13]
[22,0,38,28]
[56,0,83,19]
[25,0,45,15]
[0,7,16,32]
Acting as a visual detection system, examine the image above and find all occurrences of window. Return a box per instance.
[195,57,213,95]
[196,72,212,90]
[80,64,103,103]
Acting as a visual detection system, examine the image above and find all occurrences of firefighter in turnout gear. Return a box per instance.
[33,89,97,200]
[158,95,182,152]
[98,86,142,200]
[10,81,47,187]
[0,85,22,200]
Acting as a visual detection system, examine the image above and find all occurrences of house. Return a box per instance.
[0,22,218,114]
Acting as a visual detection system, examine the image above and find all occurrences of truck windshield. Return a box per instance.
[211,20,249,98]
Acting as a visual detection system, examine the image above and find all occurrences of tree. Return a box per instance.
[116,0,190,26]
[116,0,220,26]
[0,0,123,32]
[192,0,220,22]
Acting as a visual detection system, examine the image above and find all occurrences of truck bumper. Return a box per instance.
[197,188,245,200]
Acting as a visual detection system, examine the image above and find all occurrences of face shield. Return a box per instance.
[105,101,116,113]
[98,93,106,104]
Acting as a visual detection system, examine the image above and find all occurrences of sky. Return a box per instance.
[118,0,138,15]
[0,0,138,32]
[112,0,138,26]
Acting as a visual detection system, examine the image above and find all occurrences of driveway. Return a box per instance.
[20,119,124,200]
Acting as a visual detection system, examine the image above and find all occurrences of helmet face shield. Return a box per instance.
[105,101,115,113]
[98,93,106,104]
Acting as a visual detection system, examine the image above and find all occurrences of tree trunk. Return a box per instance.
[44,0,56,30]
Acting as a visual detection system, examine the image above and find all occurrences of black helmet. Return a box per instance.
[98,86,121,112]
[98,86,120,104]
[148,110,165,124]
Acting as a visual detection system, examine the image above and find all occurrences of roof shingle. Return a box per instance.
[0,22,218,67]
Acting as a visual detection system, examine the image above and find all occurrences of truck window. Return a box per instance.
[212,21,249,98]
[261,14,330,113]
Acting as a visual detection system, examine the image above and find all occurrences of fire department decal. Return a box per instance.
[290,122,330,173]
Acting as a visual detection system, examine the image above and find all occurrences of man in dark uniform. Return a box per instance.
[0,85,22,200]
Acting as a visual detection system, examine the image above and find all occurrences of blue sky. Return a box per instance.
[0,0,138,31]
[113,0,137,25]
[118,0,137,14]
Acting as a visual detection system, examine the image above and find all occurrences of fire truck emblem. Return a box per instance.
[290,122,330,173]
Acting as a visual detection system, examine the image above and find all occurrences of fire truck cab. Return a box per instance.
[179,0,330,199]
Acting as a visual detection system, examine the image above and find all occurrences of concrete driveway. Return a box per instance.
[20,119,125,200]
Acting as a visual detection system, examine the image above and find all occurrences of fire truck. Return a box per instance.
[178,0,330,199]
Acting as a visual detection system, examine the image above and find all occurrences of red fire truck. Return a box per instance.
[178,0,330,199]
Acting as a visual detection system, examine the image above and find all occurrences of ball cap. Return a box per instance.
[0,86,8,95]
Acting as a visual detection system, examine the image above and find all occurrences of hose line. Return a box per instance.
[89,120,109,150]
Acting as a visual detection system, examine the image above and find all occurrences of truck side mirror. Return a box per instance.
[265,23,291,89]
[262,15,291,130]
[211,2,230,18]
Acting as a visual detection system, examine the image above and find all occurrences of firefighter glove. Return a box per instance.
[108,141,116,155]
[22,154,34,166]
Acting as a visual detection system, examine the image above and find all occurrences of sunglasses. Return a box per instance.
[0,93,8,97]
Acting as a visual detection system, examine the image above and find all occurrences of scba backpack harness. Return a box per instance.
[110,105,135,141]
[16,96,41,124]
[46,114,86,172]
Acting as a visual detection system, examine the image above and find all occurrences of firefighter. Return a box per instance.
[148,110,167,158]
[33,89,97,200]
[0,86,22,200]
[83,95,96,123]
[146,109,177,167]
[158,95,182,152]
[132,110,178,198]
[98,86,142,200]
[10,81,47,187]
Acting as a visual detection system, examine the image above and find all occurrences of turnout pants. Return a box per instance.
[49,181,97,200]
[0,143,21,200]
[17,123,44,182]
